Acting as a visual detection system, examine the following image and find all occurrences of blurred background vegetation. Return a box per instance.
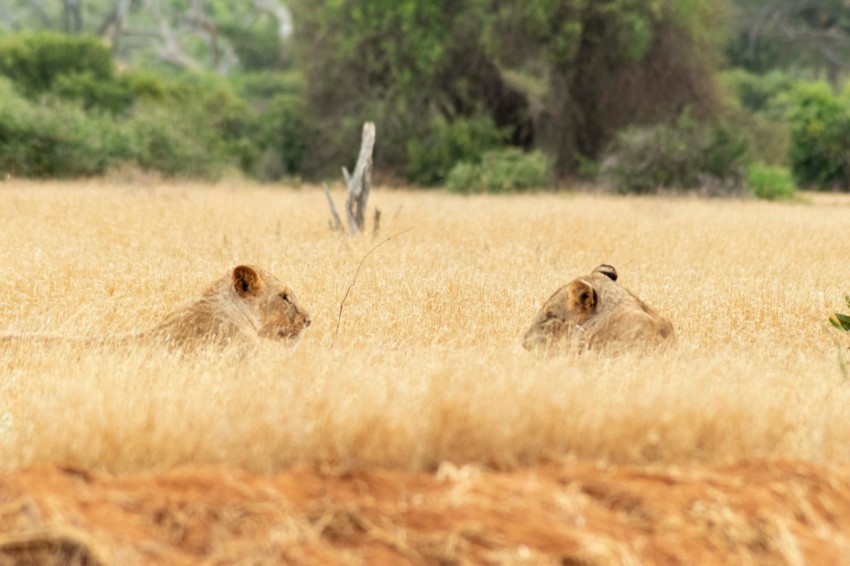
[2,0,850,197]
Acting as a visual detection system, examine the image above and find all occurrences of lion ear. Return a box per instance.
[232,265,264,297]
[568,280,597,314]
[594,264,618,281]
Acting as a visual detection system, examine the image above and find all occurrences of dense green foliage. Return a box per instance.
[0,78,124,177]
[746,163,796,201]
[0,32,113,95]
[292,0,724,178]
[727,1,850,81]
[0,74,244,179]
[718,69,793,167]
[446,149,552,193]
[1,2,850,192]
[599,117,749,195]
[721,69,797,114]
[785,82,850,190]
[407,117,505,186]
[0,32,307,180]
[235,72,311,180]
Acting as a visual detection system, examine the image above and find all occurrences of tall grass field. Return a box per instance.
[1,180,849,474]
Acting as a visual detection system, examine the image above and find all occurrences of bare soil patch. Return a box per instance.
[1,460,849,564]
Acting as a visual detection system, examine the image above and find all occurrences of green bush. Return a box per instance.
[122,71,168,101]
[719,70,796,167]
[703,125,749,183]
[444,162,479,193]
[52,72,135,114]
[785,81,850,190]
[248,93,311,180]
[0,79,127,178]
[51,70,166,115]
[234,72,311,180]
[0,75,236,180]
[600,116,749,194]
[720,69,798,116]
[118,73,254,179]
[446,148,552,193]
[601,122,701,194]
[721,106,790,167]
[746,163,796,201]
[161,73,251,142]
[0,32,113,95]
[0,39,307,180]
[123,103,231,179]
[101,76,245,179]
[407,116,505,186]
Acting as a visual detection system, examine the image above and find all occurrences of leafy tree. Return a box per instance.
[720,68,799,115]
[292,0,728,178]
[476,0,728,174]
[291,0,505,175]
[0,0,295,73]
[727,0,850,84]
[785,81,850,189]
[236,72,312,179]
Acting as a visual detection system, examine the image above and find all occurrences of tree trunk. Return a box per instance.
[324,122,376,235]
[344,122,375,234]
[63,0,83,33]
[536,71,583,176]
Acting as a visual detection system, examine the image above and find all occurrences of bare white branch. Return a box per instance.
[323,183,343,231]
[344,122,375,234]
[324,123,376,235]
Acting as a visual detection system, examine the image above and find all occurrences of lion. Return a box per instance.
[522,264,674,354]
[1,265,311,351]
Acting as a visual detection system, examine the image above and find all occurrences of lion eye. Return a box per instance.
[279,293,291,303]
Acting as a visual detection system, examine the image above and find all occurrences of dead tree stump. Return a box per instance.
[325,122,376,235]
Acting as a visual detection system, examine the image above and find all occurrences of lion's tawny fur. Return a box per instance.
[522,264,674,354]
[1,265,311,351]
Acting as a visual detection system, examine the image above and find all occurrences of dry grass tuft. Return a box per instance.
[0,181,849,473]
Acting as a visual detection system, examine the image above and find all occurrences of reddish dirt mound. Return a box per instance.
[1,460,849,564]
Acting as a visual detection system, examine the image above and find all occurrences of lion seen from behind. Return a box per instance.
[522,264,674,355]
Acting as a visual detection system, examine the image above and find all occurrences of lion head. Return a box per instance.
[230,265,312,341]
[522,265,615,352]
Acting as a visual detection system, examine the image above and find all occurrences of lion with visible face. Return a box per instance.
[141,265,311,350]
[522,264,674,354]
[1,265,311,351]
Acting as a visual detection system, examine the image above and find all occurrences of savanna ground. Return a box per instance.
[0,179,849,564]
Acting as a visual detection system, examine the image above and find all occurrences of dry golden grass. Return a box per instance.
[1,180,849,473]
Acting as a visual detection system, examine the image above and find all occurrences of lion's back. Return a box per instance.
[585,285,675,352]
[143,282,257,349]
